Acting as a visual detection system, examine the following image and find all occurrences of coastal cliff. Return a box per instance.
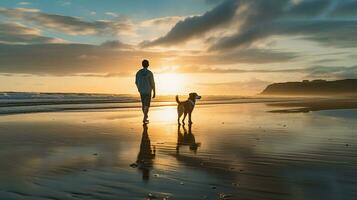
[261,79,357,95]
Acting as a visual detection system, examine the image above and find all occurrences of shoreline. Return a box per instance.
[0,96,357,116]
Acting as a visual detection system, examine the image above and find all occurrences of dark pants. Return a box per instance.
[140,93,151,108]
[140,93,151,120]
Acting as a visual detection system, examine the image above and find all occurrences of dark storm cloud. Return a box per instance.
[143,0,239,46]
[0,7,133,35]
[0,23,60,44]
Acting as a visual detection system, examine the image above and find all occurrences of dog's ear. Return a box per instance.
[189,93,194,98]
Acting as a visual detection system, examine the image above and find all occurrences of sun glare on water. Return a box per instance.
[156,73,186,95]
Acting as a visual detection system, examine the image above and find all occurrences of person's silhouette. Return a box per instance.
[176,123,200,154]
[136,124,156,181]
[135,59,156,124]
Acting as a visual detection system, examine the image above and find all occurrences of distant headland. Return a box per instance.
[261,79,357,96]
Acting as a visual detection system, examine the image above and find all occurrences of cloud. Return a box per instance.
[99,40,133,49]
[205,0,224,5]
[210,19,357,51]
[0,38,299,77]
[71,72,129,77]
[165,63,357,81]
[61,1,71,6]
[141,0,357,50]
[0,7,133,36]
[0,36,299,77]
[143,0,239,46]
[199,78,271,95]
[305,65,357,79]
[209,0,357,50]
[331,0,357,16]
[287,0,331,17]
[17,2,31,6]
[176,48,298,66]
[140,16,186,30]
[201,78,270,86]
[0,23,64,44]
[0,40,154,76]
[105,12,118,17]
[176,66,304,74]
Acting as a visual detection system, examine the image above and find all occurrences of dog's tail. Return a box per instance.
[175,95,180,104]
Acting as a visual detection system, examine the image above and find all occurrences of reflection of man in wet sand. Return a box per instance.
[176,124,200,154]
[136,124,156,180]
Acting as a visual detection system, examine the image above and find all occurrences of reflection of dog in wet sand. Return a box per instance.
[176,124,200,153]
[176,93,201,125]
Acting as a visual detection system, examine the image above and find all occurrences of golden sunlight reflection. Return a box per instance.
[156,73,186,94]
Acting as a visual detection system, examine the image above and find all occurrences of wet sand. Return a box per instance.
[267,98,357,113]
[0,103,357,199]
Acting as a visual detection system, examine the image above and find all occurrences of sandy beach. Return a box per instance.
[0,100,356,200]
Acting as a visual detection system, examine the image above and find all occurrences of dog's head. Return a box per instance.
[189,92,201,100]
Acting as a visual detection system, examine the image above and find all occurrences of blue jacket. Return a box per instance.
[135,68,155,94]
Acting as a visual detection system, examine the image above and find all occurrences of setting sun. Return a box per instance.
[155,73,186,95]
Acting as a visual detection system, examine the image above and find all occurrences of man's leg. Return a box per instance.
[140,94,146,122]
[144,93,151,122]
[141,93,151,123]
[143,106,148,120]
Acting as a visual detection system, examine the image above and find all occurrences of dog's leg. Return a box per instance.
[188,112,192,124]
[177,106,183,125]
[177,114,181,125]
[182,112,187,125]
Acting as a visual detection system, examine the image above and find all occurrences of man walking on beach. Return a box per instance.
[135,59,156,123]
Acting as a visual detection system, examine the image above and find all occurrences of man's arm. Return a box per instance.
[150,72,156,98]
[135,71,143,93]
[135,72,138,86]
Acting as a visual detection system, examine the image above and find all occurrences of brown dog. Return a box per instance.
[176,93,201,125]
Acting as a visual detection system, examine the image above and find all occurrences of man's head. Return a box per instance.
[142,59,149,68]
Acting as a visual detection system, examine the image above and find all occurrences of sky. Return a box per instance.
[0,0,357,95]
